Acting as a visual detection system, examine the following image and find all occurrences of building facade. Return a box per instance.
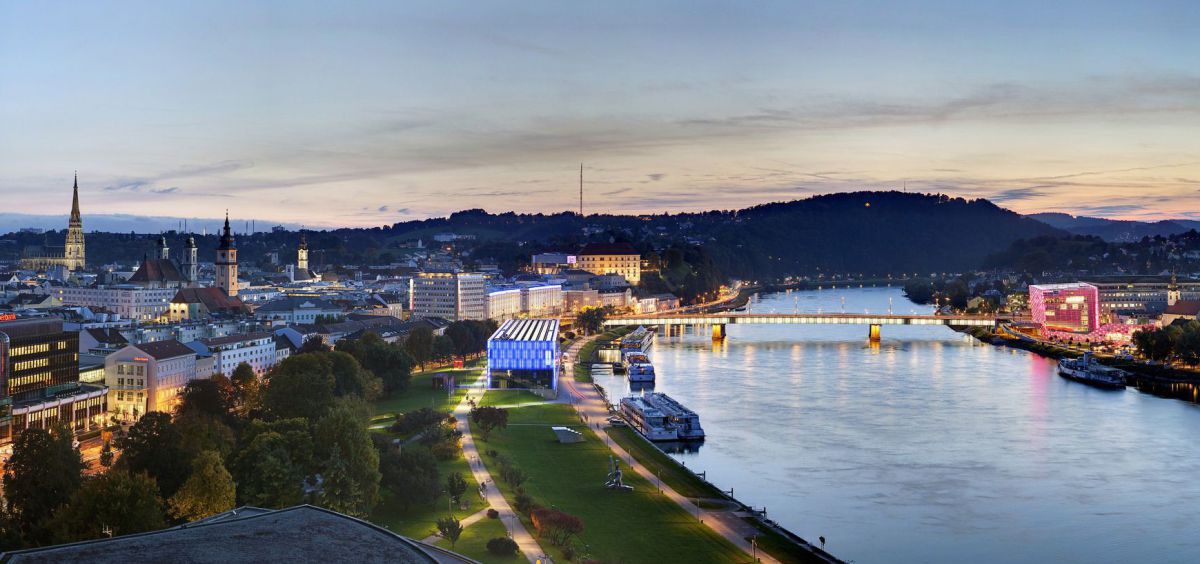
[577,242,640,285]
[187,332,277,377]
[1083,276,1200,322]
[409,272,486,321]
[521,284,563,317]
[486,318,560,391]
[105,340,199,422]
[0,317,107,444]
[486,288,523,321]
[1030,283,1100,334]
[55,286,177,321]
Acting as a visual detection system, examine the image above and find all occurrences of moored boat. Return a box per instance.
[1057,353,1127,389]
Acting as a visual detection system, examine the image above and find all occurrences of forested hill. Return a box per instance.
[0,191,1065,279]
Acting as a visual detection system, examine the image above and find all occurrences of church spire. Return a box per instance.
[218,211,236,250]
[70,171,81,223]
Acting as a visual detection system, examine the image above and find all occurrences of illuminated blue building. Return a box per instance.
[486,318,560,390]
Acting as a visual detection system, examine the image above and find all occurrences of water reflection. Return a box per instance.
[591,287,1200,564]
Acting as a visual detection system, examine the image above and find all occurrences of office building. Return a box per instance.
[0,317,107,444]
[187,332,278,377]
[409,272,486,321]
[55,286,177,321]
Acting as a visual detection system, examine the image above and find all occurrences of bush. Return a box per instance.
[487,508,499,519]
[391,408,446,435]
[514,490,535,514]
[486,536,519,557]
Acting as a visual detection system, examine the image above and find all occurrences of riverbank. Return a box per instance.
[962,326,1200,403]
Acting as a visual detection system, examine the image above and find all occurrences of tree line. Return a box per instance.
[1132,321,1200,365]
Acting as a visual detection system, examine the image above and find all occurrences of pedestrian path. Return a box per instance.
[449,374,549,563]
[421,507,490,544]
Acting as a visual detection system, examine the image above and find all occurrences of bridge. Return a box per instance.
[603,313,999,341]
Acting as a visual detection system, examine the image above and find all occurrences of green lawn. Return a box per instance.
[477,403,746,563]
[477,390,552,409]
[373,360,486,421]
[607,426,725,500]
[368,449,483,540]
[435,516,523,563]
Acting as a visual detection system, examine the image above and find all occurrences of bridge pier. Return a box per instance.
[711,324,726,341]
[868,324,881,342]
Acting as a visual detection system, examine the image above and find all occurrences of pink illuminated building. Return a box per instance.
[1029,283,1100,334]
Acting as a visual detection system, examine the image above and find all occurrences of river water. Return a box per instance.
[592,287,1200,564]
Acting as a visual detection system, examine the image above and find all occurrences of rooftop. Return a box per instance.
[132,339,196,361]
[579,242,639,256]
[489,318,559,343]
[1165,300,1200,316]
[0,505,470,564]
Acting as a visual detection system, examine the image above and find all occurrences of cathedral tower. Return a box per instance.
[183,234,198,283]
[157,235,170,260]
[63,173,86,270]
[215,213,238,297]
[297,232,309,273]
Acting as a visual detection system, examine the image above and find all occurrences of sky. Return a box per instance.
[2,0,1199,228]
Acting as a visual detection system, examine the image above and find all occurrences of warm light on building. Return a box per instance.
[1029,283,1100,334]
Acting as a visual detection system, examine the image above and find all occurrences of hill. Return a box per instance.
[1028,212,1200,242]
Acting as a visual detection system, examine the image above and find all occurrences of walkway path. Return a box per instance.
[423,370,550,563]
[561,336,780,564]
[421,507,490,544]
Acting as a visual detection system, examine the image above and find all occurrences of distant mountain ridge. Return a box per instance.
[1028,212,1200,242]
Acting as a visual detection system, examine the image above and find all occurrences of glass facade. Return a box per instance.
[487,319,560,390]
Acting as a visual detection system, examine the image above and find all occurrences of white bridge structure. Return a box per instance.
[603,313,1000,341]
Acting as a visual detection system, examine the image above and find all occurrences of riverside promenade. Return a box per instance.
[566,333,835,564]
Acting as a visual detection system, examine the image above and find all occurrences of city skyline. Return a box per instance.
[2,1,1199,227]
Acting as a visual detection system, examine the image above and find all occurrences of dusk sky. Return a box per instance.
[2,0,1198,227]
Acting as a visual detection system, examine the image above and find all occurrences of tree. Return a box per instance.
[168,450,236,522]
[99,440,115,468]
[116,412,191,499]
[432,335,456,362]
[177,413,236,462]
[298,336,331,355]
[312,404,381,516]
[231,431,306,508]
[470,406,509,441]
[49,470,165,542]
[436,516,463,549]
[326,350,383,401]
[446,322,476,359]
[230,362,262,412]
[337,333,415,396]
[2,426,84,543]
[530,507,584,547]
[379,446,440,510]
[405,325,435,370]
[446,471,468,505]
[177,376,233,419]
[574,307,607,335]
[264,354,336,420]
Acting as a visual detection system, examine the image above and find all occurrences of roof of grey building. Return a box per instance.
[0,505,473,564]
[133,339,197,361]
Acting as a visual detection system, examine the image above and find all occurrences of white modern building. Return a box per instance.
[486,287,523,321]
[186,332,278,377]
[54,286,177,321]
[105,340,199,422]
[521,284,563,317]
[410,272,486,321]
[254,296,344,325]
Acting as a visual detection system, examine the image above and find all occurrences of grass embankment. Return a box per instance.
[371,360,486,428]
[573,327,635,384]
[478,402,746,563]
[435,517,522,562]
[608,427,828,564]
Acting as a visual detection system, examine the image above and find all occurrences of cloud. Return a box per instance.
[989,187,1049,203]
[378,205,389,212]
[647,173,666,181]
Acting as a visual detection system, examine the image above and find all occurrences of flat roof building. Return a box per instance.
[487,318,560,391]
[1030,283,1100,334]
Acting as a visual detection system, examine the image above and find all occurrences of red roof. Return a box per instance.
[171,287,247,313]
[1165,300,1200,316]
[579,242,638,256]
[129,258,185,284]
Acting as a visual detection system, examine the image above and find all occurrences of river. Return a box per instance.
[591,287,1200,563]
